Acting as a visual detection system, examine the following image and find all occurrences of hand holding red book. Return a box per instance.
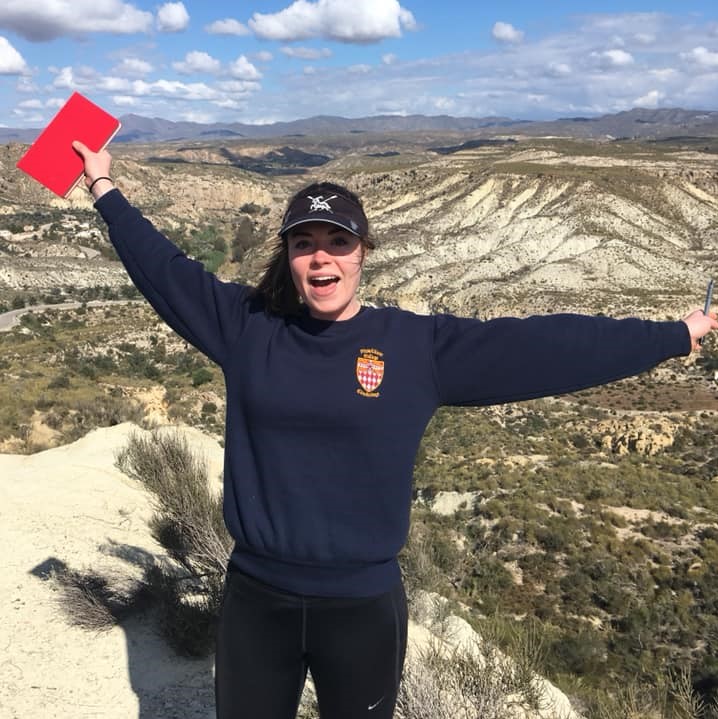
[16,92,121,198]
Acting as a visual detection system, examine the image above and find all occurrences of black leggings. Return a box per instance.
[215,567,408,719]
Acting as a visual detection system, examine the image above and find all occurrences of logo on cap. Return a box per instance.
[279,190,368,238]
[308,195,337,212]
[356,348,384,397]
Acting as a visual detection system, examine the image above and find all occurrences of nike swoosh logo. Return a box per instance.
[368,697,385,711]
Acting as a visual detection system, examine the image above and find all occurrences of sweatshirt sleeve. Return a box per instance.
[432,312,691,407]
[95,189,247,367]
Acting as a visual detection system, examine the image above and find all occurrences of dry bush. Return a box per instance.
[116,429,232,577]
[396,637,548,719]
[51,567,149,631]
[114,429,233,655]
[54,429,232,656]
[400,518,463,604]
[143,561,223,657]
[590,667,718,719]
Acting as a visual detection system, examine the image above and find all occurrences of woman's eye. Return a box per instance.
[293,239,310,250]
[332,236,348,246]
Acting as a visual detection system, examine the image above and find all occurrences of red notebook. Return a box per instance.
[16,92,121,198]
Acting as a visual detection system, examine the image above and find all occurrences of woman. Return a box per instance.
[73,140,716,719]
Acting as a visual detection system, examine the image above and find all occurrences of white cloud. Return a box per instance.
[303,66,317,75]
[649,68,679,81]
[547,61,571,77]
[681,46,718,68]
[173,51,221,75]
[112,95,139,106]
[254,51,274,62]
[228,55,262,81]
[492,22,524,44]
[581,12,663,33]
[398,8,417,32]
[281,46,332,60]
[132,78,219,101]
[606,49,634,66]
[18,98,42,109]
[51,65,130,95]
[634,89,664,108]
[213,98,243,110]
[593,49,634,67]
[432,96,457,112]
[12,108,43,122]
[0,1,152,41]
[205,18,250,36]
[0,36,27,74]
[113,58,153,77]
[51,66,78,89]
[216,80,261,95]
[179,109,216,123]
[349,64,372,74]
[634,33,655,45]
[16,76,38,93]
[156,2,189,33]
[99,76,134,92]
[382,53,397,65]
[249,0,417,43]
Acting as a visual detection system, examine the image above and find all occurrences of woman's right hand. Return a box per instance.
[72,140,115,199]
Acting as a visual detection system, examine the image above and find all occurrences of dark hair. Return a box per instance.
[253,181,375,317]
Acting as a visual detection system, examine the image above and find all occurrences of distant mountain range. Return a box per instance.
[2,107,718,145]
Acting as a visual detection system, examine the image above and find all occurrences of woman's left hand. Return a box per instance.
[683,309,718,351]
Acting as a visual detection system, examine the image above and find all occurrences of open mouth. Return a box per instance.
[309,275,339,288]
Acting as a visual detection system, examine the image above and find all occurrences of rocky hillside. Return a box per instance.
[346,142,718,317]
[2,135,718,320]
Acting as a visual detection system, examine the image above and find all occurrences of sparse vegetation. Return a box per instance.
[396,639,542,719]
[0,302,225,449]
[56,429,231,657]
[409,397,718,715]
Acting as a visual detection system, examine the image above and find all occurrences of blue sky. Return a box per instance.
[0,1,716,128]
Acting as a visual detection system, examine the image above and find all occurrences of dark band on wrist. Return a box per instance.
[88,176,113,193]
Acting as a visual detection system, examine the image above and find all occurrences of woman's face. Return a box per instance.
[287,221,364,321]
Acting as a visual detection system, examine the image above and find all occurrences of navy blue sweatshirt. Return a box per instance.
[96,189,691,597]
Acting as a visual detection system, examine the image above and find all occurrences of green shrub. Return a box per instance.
[47,373,71,390]
[191,367,213,387]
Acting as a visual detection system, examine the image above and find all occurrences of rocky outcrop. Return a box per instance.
[425,490,480,515]
[406,591,583,719]
[346,145,718,317]
[594,416,677,455]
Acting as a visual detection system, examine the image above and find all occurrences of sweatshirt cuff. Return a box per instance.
[94,188,132,224]
[672,320,693,357]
